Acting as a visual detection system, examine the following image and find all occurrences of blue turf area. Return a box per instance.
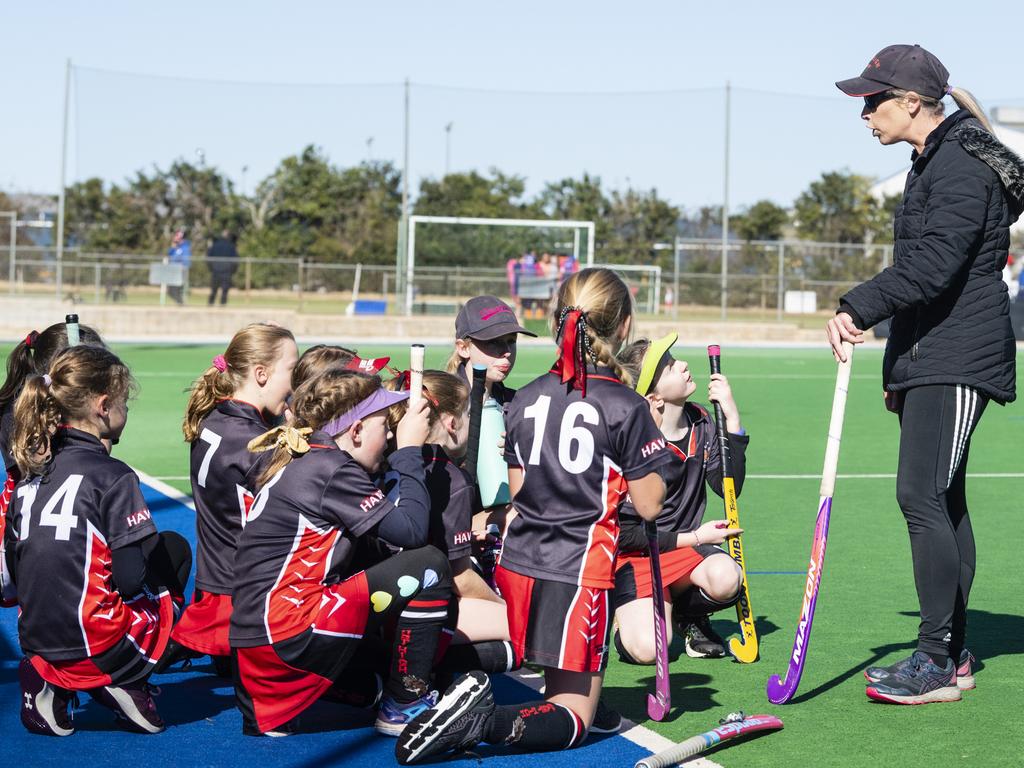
[0,481,655,768]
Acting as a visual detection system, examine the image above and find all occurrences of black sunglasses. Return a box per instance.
[863,91,898,112]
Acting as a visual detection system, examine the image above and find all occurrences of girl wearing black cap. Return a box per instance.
[829,44,1022,705]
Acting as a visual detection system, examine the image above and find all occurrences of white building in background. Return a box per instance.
[869,108,1024,236]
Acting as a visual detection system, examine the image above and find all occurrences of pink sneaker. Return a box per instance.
[956,649,975,691]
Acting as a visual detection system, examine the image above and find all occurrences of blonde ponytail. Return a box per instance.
[949,86,994,133]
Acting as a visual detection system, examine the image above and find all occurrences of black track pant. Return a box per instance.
[896,384,987,660]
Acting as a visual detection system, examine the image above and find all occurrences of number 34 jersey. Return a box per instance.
[502,366,672,589]
[7,428,157,660]
[190,399,268,595]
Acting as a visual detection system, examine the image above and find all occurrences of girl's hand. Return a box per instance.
[693,519,743,546]
[396,398,431,449]
[708,374,741,433]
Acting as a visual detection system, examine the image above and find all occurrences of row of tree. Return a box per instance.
[49,145,899,256]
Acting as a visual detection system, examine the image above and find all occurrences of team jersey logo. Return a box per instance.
[640,437,666,458]
[125,508,152,528]
[360,488,385,513]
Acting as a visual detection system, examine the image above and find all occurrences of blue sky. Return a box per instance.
[4,1,1022,210]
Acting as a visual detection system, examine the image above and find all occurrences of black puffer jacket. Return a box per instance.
[840,109,1022,404]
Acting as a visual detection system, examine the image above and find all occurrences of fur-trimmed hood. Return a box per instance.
[953,120,1024,221]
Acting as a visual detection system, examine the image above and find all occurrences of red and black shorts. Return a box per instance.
[29,591,173,690]
[234,572,370,734]
[613,544,722,610]
[171,590,233,656]
[495,565,611,674]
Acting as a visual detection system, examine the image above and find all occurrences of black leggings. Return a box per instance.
[896,384,987,660]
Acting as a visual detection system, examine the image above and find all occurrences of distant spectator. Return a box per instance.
[207,229,239,306]
[167,229,192,305]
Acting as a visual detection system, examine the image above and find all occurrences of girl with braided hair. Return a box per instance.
[396,268,672,765]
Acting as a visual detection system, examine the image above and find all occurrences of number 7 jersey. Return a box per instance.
[502,365,672,589]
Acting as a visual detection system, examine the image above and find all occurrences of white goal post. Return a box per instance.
[405,215,596,315]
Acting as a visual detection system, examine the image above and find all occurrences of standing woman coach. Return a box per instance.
[827,44,1022,705]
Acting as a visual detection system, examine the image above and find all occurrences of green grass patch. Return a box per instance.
[3,339,1021,766]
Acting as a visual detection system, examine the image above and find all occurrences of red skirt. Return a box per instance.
[496,565,611,673]
[30,591,173,690]
[235,572,370,734]
[614,546,704,604]
[171,590,233,655]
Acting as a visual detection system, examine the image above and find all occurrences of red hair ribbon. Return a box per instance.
[25,330,38,349]
[391,369,438,406]
[555,308,589,397]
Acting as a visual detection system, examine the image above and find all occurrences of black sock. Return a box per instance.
[437,640,518,678]
[612,630,647,666]
[486,701,586,750]
[929,653,950,668]
[672,586,737,621]
[385,584,452,703]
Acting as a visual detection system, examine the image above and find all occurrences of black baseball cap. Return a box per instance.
[455,296,536,340]
[836,44,949,100]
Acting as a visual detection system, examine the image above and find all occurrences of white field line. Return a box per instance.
[506,668,723,768]
[749,473,1024,480]
[133,468,195,510]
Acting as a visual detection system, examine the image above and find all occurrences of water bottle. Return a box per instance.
[477,398,511,507]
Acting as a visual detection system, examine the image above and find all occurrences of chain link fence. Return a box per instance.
[3,239,892,319]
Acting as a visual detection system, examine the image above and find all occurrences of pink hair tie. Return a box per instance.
[212,354,228,372]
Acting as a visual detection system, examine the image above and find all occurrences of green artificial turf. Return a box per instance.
[3,339,1022,766]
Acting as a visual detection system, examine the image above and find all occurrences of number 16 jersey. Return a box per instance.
[502,365,671,589]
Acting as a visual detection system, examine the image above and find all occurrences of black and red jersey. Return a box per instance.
[229,432,397,648]
[501,365,672,589]
[618,402,749,544]
[190,399,268,594]
[7,428,157,660]
[422,444,474,561]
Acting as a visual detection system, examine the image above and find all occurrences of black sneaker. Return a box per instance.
[865,651,960,705]
[91,682,166,733]
[683,615,727,659]
[864,653,917,684]
[152,638,204,675]
[395,672,494,766]
[19,658,77,737]
[956,649,976,691]
[589,699,622,734]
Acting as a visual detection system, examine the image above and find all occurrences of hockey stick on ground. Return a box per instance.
[635,712,784,768]
[765,341,853,704]
[646,520,671,721]
[707,344,758,663]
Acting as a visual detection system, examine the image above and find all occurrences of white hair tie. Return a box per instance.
[42,374,52,388]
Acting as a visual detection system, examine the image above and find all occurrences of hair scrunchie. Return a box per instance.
[212,354,228,373]
[25,330,39,350]
[247,425,312,456]
[42,374,52,388]
[554,306,597,397]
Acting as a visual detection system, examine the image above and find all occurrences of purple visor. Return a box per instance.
[321,388,409,436]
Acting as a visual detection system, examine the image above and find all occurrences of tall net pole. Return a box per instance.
[56,58,71,299]
[396,77,411,313]
[720,80,731,322]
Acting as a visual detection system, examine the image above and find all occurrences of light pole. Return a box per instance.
[366,136,374,162]
[444,122,453,177]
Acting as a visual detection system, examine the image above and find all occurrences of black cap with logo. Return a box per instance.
[836,44,949,100]
[455,295,537,340]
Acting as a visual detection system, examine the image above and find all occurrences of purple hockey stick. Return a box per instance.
[646,521,671,720]
[765,342,853,704]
